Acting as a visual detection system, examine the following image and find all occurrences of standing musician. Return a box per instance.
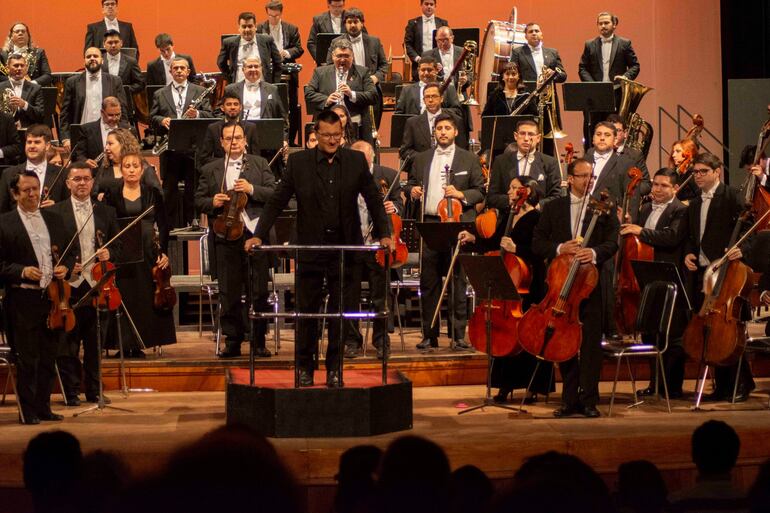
[149,56,213,227]
[395,56,462,119]
[486,119,562,210]
[0,124,69,213]
[403,0,448,82]
[199,90,261,166]
[0,110,21,165]
[619,168,688,398]
[0,53,45,128]
[481,62,536,117]
[307,0,347,61]
[60,47,128,151]
[532,158,619,418]
[101,29,144,96]
[344,140,403,359]
[683,153,755,402]
[50,162,121,406]
[669,138,700,202]
[223,57,287,127]
[195,123,275,359]
[145,33,197,87]
[422,26,463,87]
[607,113,648,175]
[72,96,126,167]
[97,128,161,197]
[217,12,283,85]
[245,109,391,387]
[740,144,769,191]
[405,113,485,351]
[0,171,72,424]
[1,22,53,86]
[399,82,460,164]
[578,11,640,149]
[84,0,139,59]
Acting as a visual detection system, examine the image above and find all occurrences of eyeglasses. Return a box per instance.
[317,132,343,141]
[692,167,714,175]
[571,174,594,180]
[222,135,245,142]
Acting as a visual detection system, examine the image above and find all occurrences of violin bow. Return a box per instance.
[80,205,155,268]
[571,163,594,240]
[430,239,463,329]
[54,208,95,268]
[40,141,82,205]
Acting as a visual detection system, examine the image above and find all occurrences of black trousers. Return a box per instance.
[295,253,360,373]
[160,151,196,228]
[345,252,390,349]
[57,282,103,398]
[6,288,60,418]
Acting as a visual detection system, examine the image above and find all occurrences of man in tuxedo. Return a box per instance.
[0,171,72,424]
[84,0,139,59]
[399,82,463,164]
[0,111,21,165]
[195,123,276,359]
[395,56,461,119]
[150,56,213,227]
[0,53,45,127]
[72,96,125,167]
[102,30,144,95]
[224,57,287,127]
[607,113,648,176]
[146,33,197,86]
[403,0,448,81]
[532,158,620,418]
[50,162,121,406]
[422,26,462,85]
[578,11,641,149]
[344,140,404,359]
[307,0,347,61]
[305,39,378,143]
[60,47,127,150]
[683,153,755,402]
[217,12,282,85]
[405,113,484,351]
[245,109,391,387]
[199,90,261,166]
[619,167,688,398]
[487,119,563,210]
[0,124,69,213]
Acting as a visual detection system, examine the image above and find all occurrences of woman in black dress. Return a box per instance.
[95,128,160,199]
[481,62,536,117]
[1,22,53,85]
[101,150,175,357]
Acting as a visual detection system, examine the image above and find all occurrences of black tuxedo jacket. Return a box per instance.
[0,48,52,86]
[60,72,127,141]
[224,80,287,125]
[0,164,70,213]
[307,11,354,60]
[532,193,619,266]
[398,109,466,163]
[0,112,21,165]
[145,53,197,86]
[578,36,640,82]
[254,147,388,260]
[510,45,567,83]
[217,35,282,84]
[326,34,388,82]
[616,145,648,178]
[636,198,687,266]
[0,79,45,127]
[84,19,139,59]
[406,146,485,221]
[149,82,213,132]
[101,53,144,94]
[586,147,651,222]
[404,16,449,72]
[421,45,463,84]
[685,182,747,262]
[488,151,562,210]
[48,198,122,265]
[372,164,404,215]
[199,120,261,165]
[72,119,131,161]
[257,21,304,61]
[304,64,377,118]
[394,81,461,118]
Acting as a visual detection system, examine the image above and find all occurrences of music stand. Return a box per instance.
[248,119,284,151]
[457,254,522,414]
[168,118,217,152]
[315,34,338,67]
[481,115,536,152]
[390,114,415,148]
[561,82,616,113]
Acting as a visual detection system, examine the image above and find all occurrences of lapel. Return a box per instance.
[654,202,675,229]
[10,210,38,265]
[704,182,725,234]
[638,202,652,227]
[259,82,269,117]
[609,38,619,71]
[77,74,87,107]
[101,74,112,100]
[21,82,33,101]
[417,112,432,148]
[118,56,129,77]
[415,18,423,45]
[592,151,618,196]
[449,150,464,185]
[323,12,334,33]
[163,84,175,113]
[560,195,575,239]
[593,37,602,62]
[523,46,537,76]
[44,164,60,191]
[214,159,226,192]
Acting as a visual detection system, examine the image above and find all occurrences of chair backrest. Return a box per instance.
[635,281,677,339]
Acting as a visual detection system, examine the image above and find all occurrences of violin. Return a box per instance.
[91,230,121,311]
[518,192,614,362]
[375,178,409,269]
[437,164,462,222]
[47,245,76,332]
[212,158,248,241]
[468,186,532,356]
[152,232,176,311]
[613,167,654,335]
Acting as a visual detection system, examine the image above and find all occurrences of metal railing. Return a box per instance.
[657,104,731,169]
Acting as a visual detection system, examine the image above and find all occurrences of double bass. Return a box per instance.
[740,106,770,232]
[468,186,532,356]
[518,192,614,362]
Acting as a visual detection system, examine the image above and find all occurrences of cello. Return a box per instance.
[47,245,76,332]
[613,167,654,335]
[90,230,122,311]
[518,192,614,362]
[468,186,532,356]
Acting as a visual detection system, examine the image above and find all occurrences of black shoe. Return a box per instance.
[128,349,146,359]
[298,369,314,387]
[85,394,111,404]
[254,346,272,358]
[375,344,390,360]
[668,390,684,400]
[344,345,362,359]
[522,394,538,405]
[218,346,242,358]
[21,415,40,425]
[638,386,657,397]
[451,339,473,351]
[582,405,601,418]
[731,385,751,403]
[38,411,64,421]
[65,396,81,407]
[326,370,342,388]
[416,338,438,350]
[493,388,512,404]
[553,405,579,418]
[702,390,727,403]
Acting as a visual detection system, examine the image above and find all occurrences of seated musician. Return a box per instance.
[531,158,619,418]
[458,177,554,403]
[1,22,53,86]
[669,137,700,202]
[607,113,648,177]
[199,90,261,166]
[0,53,45,127]
[0,110,21,165]
[421,26,463,90]
[305,126,318,149]
[405,113,485,351]
[195,122,276,358]
[481,62,535,118]
[619,168,688,398]
[395,56,461,119]
[73,96,126,166]
[146,33,197,87]
[740,143,769,191]
[217,11,283,85]
[84,0,139,59]
[97,128,160,197]
[331,104,357,146]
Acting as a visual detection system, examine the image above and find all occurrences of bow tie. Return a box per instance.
[423,16,433,23]
[602,38,613,44]
[246,82,259,91]
[350,36,362,44]
[11,80,23,88]
[20,209,42,221]
[651,203,667,212]
[27,165,44,174]
[436,148,452,156]
[88,73,99,81]
[701,192,714,200]
[75,201,91,214]
[242,40,254,48]
[571,199,585,206]
[594,152,611,161]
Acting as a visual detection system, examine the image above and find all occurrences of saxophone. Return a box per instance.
[152,76,217,155]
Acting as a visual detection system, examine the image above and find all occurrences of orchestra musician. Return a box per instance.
[100,150,175,357]
[223,57,287,127]
[481,62,535,117]
[619,168,688,398]
[331,104,358,146]
[307,0,347,61]
[422,26,463,88]
[145,33,197,87]
[399,82,462,164]
[0,53,45,127]
[395,56,462,119]
[578,11,640,149]
[60,47,128,150]
[740,144,769,191]
[683,153,755,402]
[0,111,21,165]
[245,109,391,387]
[305,126,318,149]
[195,122,275,359]
[403,0,448,81]
[217,12,282,85]
[405,112,485,351]
[72,96,127,166]
[486,119,562,210]
[0,124,69,213]
[607,113,648,177]
[50,162,121,406]
[84,0,139,59]
[199,90,261,166]
[97,128,161,197]
[532,158,619,418]
[101,29,145,95]
[669,137,700,202]
[0,171,72,424]
[1,23,52,86]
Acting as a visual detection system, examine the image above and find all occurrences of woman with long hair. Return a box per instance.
[1,22,52,85]
[668,138,700,202]
[97,128,160,198]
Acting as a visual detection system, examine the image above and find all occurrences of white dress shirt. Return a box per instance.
[350,35,365,70]
[589,150,612,195]
[331,14,342,34]
[644,198,674,230]
[162,53,175,84]
[236,38,259,83]
[426,108,442,145]
[601,35,614,82]
[557,192,596,263]
[106,53,121,76]
[439,48,453,76]
[17,207,53,288]
[104,17,119,32]
[172,81,188,117]
[270,22,283,50]
[242,80,262,120]
[698,181,720,266]
[425,144,455,215]
[517,151,535,177]
[82,72,103,124]
[529,44,545,78]
[26,159,47,188]
[70,197,96,287]
[421,16,436,53]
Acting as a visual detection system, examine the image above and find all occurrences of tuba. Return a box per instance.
[615,76,654,157]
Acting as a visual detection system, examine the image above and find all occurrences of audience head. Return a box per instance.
[692,420,740,477]
[615,460,668,513]
[449,465,494,513]
[23,431,83,513]
[749,458,770,513]
[334,444,382,513]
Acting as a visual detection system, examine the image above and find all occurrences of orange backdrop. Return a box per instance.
[2,0,721,166]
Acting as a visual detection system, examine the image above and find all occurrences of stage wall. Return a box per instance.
[2,0,721,165]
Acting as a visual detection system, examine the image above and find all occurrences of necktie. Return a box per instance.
[176,85,185,111]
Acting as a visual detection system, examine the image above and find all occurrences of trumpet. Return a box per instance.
[152,76,217,155]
